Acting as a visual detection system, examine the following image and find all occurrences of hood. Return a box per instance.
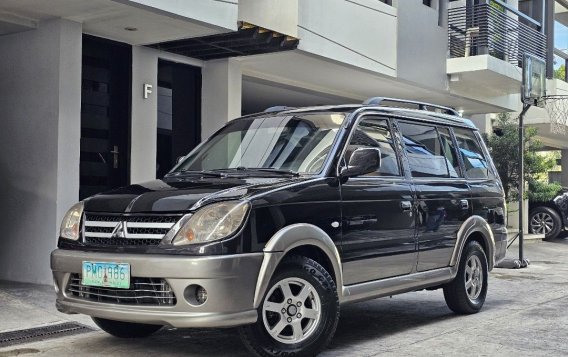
[83,176,311,213]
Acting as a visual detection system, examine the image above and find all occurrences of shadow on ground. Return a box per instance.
[83,293,464,356]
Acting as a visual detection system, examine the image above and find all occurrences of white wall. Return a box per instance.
[122,0,238,32]
[0,18,82,284]
[131,46,159,184]
[297,0,397,77]
[397,0,448,91]
[201,58,242,139]
[239,0,298,37]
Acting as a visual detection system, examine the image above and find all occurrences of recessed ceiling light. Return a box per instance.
[124,27,138,31]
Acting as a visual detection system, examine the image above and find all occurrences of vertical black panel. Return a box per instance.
[80,35,131,200]
[156,60,201,178]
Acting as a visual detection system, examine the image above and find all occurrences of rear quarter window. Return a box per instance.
[453,127,495,180]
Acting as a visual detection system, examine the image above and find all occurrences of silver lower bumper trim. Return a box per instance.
[56,299,258,328]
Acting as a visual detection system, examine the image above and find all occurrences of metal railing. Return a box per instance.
[448,4,546,67]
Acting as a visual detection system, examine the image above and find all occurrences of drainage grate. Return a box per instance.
[0,322,93,348]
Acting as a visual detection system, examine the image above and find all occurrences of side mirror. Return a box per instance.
[341,147,381,177]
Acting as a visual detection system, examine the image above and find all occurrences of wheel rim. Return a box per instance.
[464,255,483,300]
[261,277,321,344]
[530,212,554,235]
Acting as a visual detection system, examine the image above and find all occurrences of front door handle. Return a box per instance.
[400,201,412,212]
[460,199,469,210]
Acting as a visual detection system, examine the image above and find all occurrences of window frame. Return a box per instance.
[396,120,460,180]
[438,125,464,178]
[338,115,404,178]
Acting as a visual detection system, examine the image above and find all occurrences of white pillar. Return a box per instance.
[470,114,492,135]
[0,18,82,284]
[562,149,568,188]
[130,46,159,184]
[201,58,242,139]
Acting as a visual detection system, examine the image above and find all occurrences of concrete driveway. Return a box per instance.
[1,238,568,356]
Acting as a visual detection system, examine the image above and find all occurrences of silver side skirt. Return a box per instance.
[341,266,458,304]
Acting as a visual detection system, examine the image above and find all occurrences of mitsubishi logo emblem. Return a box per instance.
[111,221,127,238]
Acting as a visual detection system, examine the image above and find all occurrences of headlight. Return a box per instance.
[172,201,250,246]
[60,202,84,240]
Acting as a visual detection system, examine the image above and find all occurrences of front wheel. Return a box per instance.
[443,241,488,314]
[92,317,162,338]
[239,255,339,357]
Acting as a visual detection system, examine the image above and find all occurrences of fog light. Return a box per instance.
[184,284,208,306]
[196,286,207,304]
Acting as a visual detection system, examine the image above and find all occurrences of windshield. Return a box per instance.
[171,113,346,175]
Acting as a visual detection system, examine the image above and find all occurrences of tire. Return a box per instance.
[529,206,562,240]
[443,241,488,314]
[239,255,339,357]
[92,317,162,338]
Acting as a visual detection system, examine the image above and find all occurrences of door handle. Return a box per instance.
[460,199,469,210]
[400,201,412,212]
[110,145,119,169]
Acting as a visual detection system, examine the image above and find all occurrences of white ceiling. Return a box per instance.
[242,77,356,115]
[556,1,568,29]
[0,0,228,44]
[239,50,510,115]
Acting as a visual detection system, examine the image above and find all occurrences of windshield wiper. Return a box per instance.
[173,169,227,177]
[221,167,300,176]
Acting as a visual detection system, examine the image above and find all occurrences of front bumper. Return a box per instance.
[51,249,264,328]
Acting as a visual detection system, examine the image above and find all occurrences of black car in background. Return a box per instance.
[529,188,568,240]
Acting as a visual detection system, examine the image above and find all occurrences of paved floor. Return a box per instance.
[1,238,568,356]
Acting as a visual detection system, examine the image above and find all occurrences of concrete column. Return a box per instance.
[201,58,242,139]
[562,149,568,187]
[470,114,492,135]
[131,46,159,184]
[0,18,82,284]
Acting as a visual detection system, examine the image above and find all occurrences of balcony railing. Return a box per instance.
[448,4,546,67]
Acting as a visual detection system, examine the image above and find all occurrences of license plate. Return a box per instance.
[82,262,130,289]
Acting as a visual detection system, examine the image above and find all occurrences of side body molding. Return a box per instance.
[451,215,496,270]
[253,224,344,308]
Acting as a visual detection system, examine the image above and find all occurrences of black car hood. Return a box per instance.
[83,175,312,213]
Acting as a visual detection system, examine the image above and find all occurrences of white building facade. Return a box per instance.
[0,0,562,284]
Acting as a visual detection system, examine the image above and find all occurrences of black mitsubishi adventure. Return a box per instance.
[52,98,507,357]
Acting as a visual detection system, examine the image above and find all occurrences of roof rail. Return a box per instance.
[363,97,460,116]
[264,106,296,113]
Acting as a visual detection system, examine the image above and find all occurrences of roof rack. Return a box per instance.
[363,97,460,116]
[264,106,296,113]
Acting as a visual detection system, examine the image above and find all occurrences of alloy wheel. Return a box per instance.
[530,212,554,235]
[261,277,321,344]
[465,255,484,300]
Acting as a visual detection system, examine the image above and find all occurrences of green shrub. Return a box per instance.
[528,179,562,203]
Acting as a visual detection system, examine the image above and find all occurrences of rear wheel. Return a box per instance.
[529,206,562,240]
[92,317,162,338]
[239,255,339,357]
[443,241,488,314]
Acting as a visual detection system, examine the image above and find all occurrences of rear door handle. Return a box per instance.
[460,199,469,210]
[401,201,412,212]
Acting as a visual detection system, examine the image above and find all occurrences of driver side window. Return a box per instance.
[345,117,401,176]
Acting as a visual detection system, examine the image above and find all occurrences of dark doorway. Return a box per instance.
[80,35,131,200]
[156,60,202,178]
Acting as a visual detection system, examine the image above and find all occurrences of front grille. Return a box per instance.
[83,213,181,246]
[85,237,161,246]
[66,274,176,306]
